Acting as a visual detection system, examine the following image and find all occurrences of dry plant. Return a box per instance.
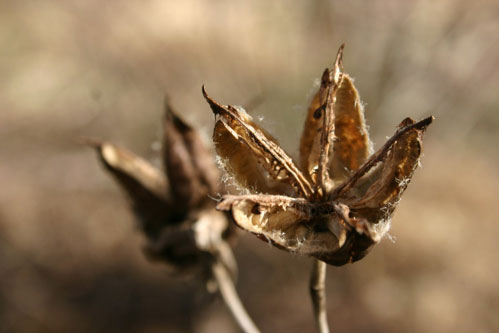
[88,45,432,332]
[87,101,260,333]
[204,45,432,332]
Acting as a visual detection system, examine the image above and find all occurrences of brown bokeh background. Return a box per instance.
[1,1,498,332]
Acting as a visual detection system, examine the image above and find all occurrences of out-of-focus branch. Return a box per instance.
[310,259,329,333]
[211,243,260,333]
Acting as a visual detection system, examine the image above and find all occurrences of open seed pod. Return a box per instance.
[205,45,433,266]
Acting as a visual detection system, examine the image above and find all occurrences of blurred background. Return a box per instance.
[1,1,498,332]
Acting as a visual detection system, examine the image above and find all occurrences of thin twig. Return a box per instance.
[310,259,330,333]
[211,248,260,333]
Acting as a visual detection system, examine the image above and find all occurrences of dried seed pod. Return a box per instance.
[207,45,433,266]
[88,101,235,274]
[88,100,261,333]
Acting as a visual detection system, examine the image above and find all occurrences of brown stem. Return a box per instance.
[211,248,260,333]
[310,259,330,333]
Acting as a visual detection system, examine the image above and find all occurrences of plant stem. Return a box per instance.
[310,259,330,333]
[211,259,260,333]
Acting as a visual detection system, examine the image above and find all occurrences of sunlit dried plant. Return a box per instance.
[203,45,432,332]
[88,101,260,333]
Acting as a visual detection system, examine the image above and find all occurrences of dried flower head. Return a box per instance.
[87,101,235,275]
[204,45,433,266]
